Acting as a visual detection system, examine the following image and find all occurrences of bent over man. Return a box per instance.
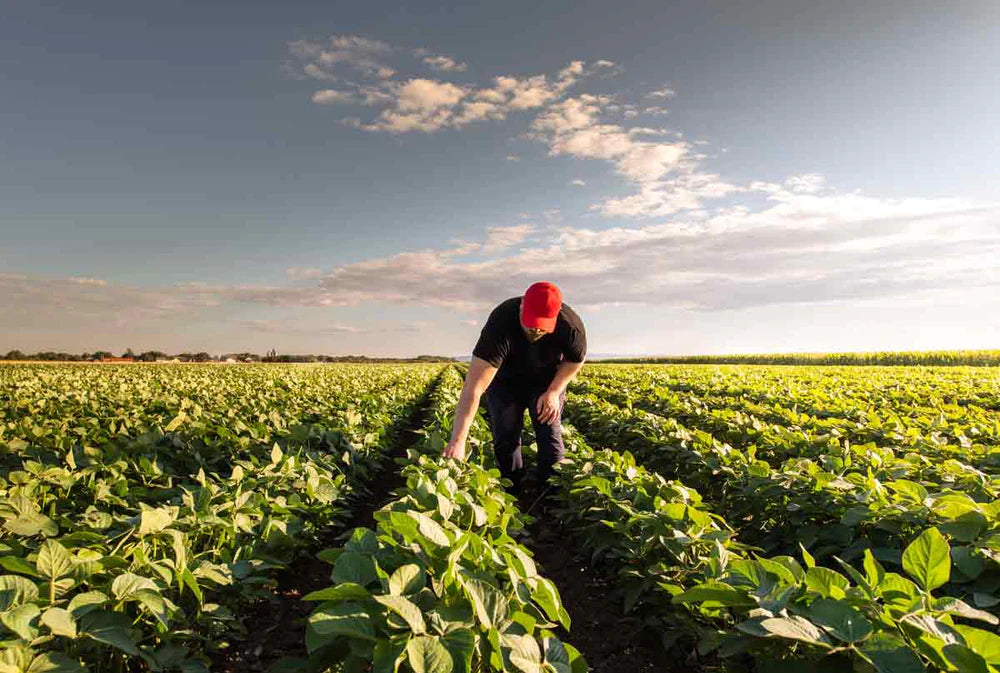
[442,282,587,496]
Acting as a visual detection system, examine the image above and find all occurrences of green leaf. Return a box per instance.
[67,591,107,617]
[138,507,175,536]
[863,548,885,587]
[932,597,999,626]
[344,528,378,554]
[955,626,1000,665]
[4,512,58,537]
[406,635,454,673]
[389,564,425,596]
[133,589,170,627]
[902,527,950,591]
[506,634,543,673]
[331,551,377,587]
[308,602,375,642]
[442,629,475,673]
[25,652,88,672]
[41,607,77,638]
[36,540,73,583]
[164,413,185,432]
[859,633,925,673]
[563,643,589,673]
[375,594,426,634]
[373,639,406,673]
[542,638,572,673]
[179,567,202,603]
[758,615,832,648]
[799,543,816,569]
[270,443,283,465]
[302,583,371,602]
[530,577,570,630]
[0,556,40,578]
[671,582,754,607]
[942,644,990,673]
[0,575,39,610]
[412,512,451,547]
[1,602,41,640]
[809,598,873,643]
[111,573,157,601]
[461,576,496,629]
[804,567,850,599]
[79,611,140,655]
[0,643,33,671]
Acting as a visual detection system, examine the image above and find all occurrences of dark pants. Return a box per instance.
[484,381,566,495]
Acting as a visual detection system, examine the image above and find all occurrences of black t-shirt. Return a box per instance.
[472,296,587,390]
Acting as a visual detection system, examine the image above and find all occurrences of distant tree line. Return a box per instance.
[1,349,455,364]
[604,350,1000,367]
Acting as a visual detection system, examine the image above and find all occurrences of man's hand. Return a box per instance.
[442,438,467,461]
[536,389,562,424]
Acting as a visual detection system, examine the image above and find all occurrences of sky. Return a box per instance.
[1,0,998,357]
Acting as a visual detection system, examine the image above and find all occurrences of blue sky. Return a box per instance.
[2,1,998,356]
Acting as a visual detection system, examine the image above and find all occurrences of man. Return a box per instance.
[442,282,587,497]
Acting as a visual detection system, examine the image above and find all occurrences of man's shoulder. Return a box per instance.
[558,302,585,330]
[489,297,521,318]
[484,297,520,327]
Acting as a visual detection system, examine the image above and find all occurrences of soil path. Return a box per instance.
[216,386,435,673]
[518,493,676,673]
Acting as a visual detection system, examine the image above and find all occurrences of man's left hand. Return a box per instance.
[536,389,562,424]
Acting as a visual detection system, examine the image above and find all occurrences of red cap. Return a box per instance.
[521,282,562,331]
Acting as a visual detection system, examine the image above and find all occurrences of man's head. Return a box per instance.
[519,281,562,342]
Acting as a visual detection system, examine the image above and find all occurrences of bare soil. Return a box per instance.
[518,491,679,673]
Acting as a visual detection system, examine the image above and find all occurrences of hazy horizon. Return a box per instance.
[3,1,998,357]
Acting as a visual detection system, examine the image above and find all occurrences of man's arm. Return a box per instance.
[442,356,498,461]
[536,359,585,424]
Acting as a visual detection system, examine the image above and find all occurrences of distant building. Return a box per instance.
[101,357,134,363]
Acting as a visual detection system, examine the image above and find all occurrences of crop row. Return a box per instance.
[546,424,1000,671]
[574,373,1000,472]
[300,366,586,673]
[582,363,1000,411]
[580,364,1000,428]
[0,364,439,671]
[562,392,1000,613]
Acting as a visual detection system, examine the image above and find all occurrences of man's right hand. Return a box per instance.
[442,439,467,461]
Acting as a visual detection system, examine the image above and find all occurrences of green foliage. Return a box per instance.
[304,366,586,673]
[553,364,1000,672]
[0,363,439,670]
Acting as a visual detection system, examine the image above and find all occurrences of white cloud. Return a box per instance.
[784,173,827,195]
[423,54,468,72]
[397,78,466,111]
[6,190,999,339]
[285,267,325,280]
[312,89,355,104]
[292,43,709,215]
[481,224,535,253]
[505,154,520,161]
[291,36,605,135]
[647,87,676,99]
[529,94,741,216]
[531,95,690,183]
[290,34,394,81]
[570,179,586,186]
[243,319,364,335]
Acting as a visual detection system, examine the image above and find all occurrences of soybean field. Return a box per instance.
[1,362,999,673]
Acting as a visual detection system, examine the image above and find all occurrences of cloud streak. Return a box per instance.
[6,188,997,332]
